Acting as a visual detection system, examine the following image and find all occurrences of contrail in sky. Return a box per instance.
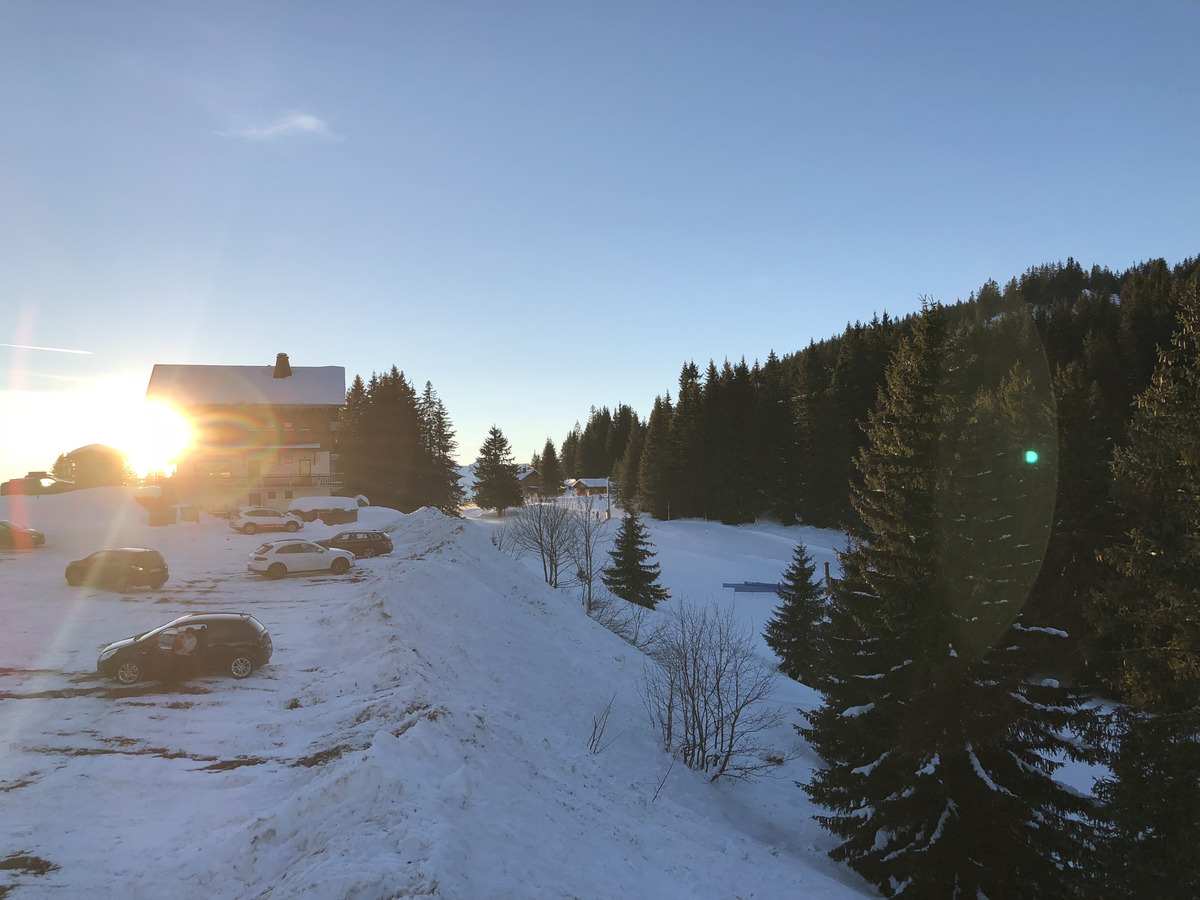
[1,343,93,355]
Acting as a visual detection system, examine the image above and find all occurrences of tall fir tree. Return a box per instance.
[801,305,1092,898]
[559,421,582,478]
[611,418,646,510]
[341,368,425,512]
[473,425,523,516]
[416,381,465,515]
[1094,271,1200,897]
[538,437,565,497]
[636,394,674,520]
[763,541,824,683]
[600,511,670,610]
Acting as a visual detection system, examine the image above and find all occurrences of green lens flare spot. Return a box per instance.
[1025,450,1039,464]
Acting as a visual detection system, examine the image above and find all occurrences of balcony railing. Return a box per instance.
[172,474,342,488]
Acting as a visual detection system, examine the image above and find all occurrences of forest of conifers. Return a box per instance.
[551,255,1200,895]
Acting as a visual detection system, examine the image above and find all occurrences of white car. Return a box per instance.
[248,539,354,579]
[230,507,303,535]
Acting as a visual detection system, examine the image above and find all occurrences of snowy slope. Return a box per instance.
[0,488,871,898]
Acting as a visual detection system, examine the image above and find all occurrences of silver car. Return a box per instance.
[229,507,303,535]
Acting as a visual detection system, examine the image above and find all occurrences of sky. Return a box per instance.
[3,1,1198,478]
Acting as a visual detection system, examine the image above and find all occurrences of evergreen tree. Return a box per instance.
[612,417,646,510]
[560,421,582,478]
[600,511,669,610]
[636,394,674,520]
[473,426,523,516]
[416,381,465,515]
[538,437,565,497]
[50,452,73,482]
[1095,272,1200,897]
[763,541,824,682]
[578,406,612,476]
[669,362,705,518]
[337,374,369,490]
[801,305,1091,898]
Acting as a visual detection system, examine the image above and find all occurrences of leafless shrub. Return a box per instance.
[641,600,784,781]
[651,754,676,803]
[587,692,621,755]
[588,589,655,649]
[490,521,514,555]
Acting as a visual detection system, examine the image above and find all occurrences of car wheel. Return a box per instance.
[331,557,350,575]
[229,655,254,679]
[243,523,257,535]
[361,548,377,559]
[267,562,287,580]
[65,565,83,587]
[115,661,142,685]
[150,578,166,590]
[285,520,299,533]
[113,573,132,593]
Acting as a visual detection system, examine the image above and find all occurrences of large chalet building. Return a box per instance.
[146,353,345,512]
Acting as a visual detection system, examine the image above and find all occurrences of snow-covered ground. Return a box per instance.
[1,487,874,897]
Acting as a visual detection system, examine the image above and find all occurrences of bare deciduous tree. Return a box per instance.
[504,498,576,587]
[565,494,610,613]
[641,600,784,780]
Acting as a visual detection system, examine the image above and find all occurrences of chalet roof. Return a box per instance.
[572,478,609,488]
[145,363,346,408]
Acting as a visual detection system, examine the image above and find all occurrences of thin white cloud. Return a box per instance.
[1,343,93,355]
[222,112,340,142]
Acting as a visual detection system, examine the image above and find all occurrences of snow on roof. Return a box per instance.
[145,364,346,407]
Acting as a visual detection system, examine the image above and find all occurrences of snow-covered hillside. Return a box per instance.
[0,487,870,898]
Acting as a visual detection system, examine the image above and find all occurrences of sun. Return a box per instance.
[122,402,194,478]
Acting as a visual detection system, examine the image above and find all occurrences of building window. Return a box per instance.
[284,491,294,499]
[267,491,276,500]
[283,455,294,465]
[194,460,232,478]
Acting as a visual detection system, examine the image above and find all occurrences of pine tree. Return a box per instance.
[763,541,824,682]
[337,374,369,491]
[600,511,669,610]
[560,421,582,478]
[473,425,523,516]
[50,452,73,482]
[611,418,646,510]
[538,438,564,497]
[416,381,465,515]
[1095,271,1200,897]
[801,304,1092,897]
[636,394,674,520]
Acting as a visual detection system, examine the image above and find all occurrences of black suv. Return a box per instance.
[65,548,168,592]
[97,613,273,684]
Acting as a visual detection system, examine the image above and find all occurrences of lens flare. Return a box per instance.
[123,403,194,477]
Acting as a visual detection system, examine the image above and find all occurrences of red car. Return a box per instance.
[316,530,393,558]
[0,519,45,550]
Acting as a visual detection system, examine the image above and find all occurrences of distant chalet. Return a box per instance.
[146,353,345,513]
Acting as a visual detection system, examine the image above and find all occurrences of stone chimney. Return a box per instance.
[273,353,292,378]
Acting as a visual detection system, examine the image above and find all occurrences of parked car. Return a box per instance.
[0,519,45,549]
[317,530,392,558]
[229,507,303,535]
[65,548,169,592]
[247,539,354,579]
[97,612,273,684]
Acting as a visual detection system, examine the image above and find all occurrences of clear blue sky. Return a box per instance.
[3,1,1198,478]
